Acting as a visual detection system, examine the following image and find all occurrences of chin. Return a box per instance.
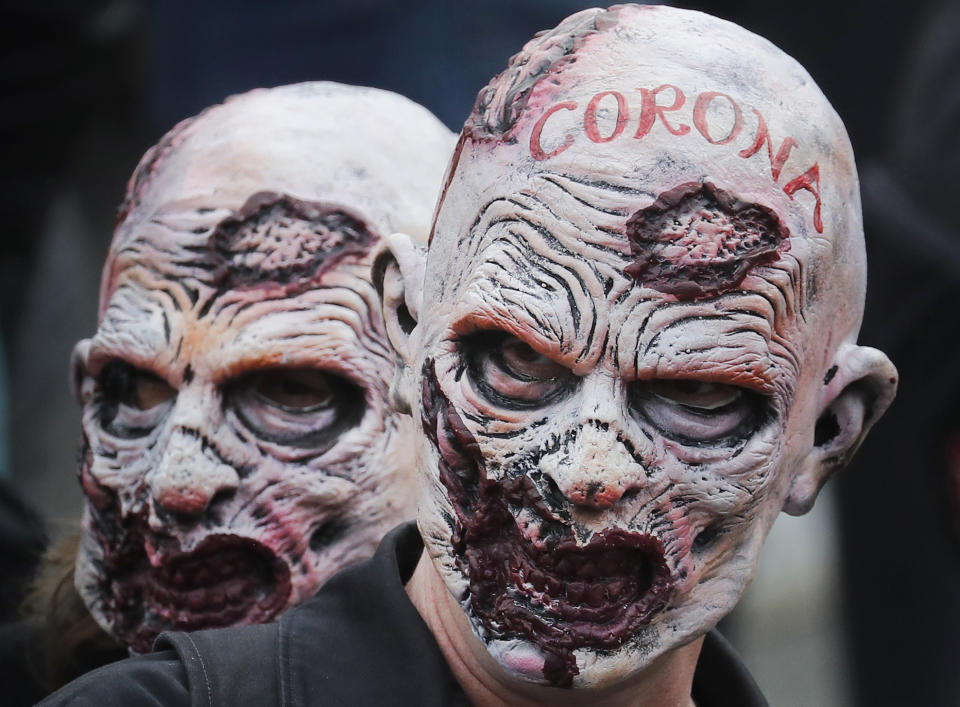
[484,627,667,689]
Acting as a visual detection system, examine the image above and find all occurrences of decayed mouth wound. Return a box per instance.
[421,361,674,687]
[95,512,291,653]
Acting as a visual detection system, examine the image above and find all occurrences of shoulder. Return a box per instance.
[278,523,467,706]
[39,650,189,707]
[156,621,281,706]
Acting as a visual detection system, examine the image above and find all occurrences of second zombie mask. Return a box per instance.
[72,83,454,652]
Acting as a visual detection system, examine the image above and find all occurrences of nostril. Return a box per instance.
[153,488,208,516]
[152,499,202,527]
[153,490,235,525]
[152,481,236,517]
[209,485,237,509]
[621,486,643,503]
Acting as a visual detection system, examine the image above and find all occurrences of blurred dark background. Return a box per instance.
[1,1,957,704]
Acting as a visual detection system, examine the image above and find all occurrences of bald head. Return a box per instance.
[431,4,864,345]
[104,82,452,319]
[380,6,895,690]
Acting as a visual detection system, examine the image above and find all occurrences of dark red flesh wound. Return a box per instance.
[625,181,790,299]
[421,361,673,687]
[92,505,291,653]
[209,191,377,297]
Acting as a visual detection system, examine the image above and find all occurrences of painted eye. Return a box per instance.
[630,379,765,444]
[97,362,176,438]
[464,331,574,409]
[229,369,364,449]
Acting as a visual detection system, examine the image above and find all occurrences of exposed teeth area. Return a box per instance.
[102,530,292,652]
[144,550,273,626]
[153,548,271,592]
[514,546,647,617]
[145,544,278,628]
[465,530,663,626]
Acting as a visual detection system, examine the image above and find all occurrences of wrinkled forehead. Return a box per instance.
[103,191,379,320]
[430,5,860,298]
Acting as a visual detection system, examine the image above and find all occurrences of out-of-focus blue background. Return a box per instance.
[1,2,958,704]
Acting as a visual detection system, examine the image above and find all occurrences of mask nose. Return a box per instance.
[148,428,239,516]
[537,421,645,510]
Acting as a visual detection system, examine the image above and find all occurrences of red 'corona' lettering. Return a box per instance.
[739,109,798,182]
[530,101,579,161]
[693,92,743,145]
[584,91,629,143]
[526,85,821,234]
[634,84,690,139]
[783,163,823,233]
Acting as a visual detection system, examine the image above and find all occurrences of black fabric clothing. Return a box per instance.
[0,615,128,707]
[0,621,48,707]
[42,522,767,706]
[0,479,46,622]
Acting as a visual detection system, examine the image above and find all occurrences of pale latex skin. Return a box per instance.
[379,5,897,698]
[72,82,455,652]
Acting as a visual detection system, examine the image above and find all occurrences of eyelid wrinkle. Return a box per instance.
[630,365,776,396]
[630,379,769,446]
[450,311,565,361]
[87,345,174,386]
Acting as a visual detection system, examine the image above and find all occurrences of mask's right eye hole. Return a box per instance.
[462,330,574,410]
[227,368,365,450]
[96,361,176,438]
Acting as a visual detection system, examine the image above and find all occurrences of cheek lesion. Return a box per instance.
[661,455,779,577]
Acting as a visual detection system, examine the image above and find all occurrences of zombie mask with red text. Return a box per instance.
[72,83,454,652]
[383,5,896,689]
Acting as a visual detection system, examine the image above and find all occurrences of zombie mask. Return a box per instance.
[379,6,896,690]
[71,82,455,652]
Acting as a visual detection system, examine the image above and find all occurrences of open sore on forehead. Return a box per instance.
[106,191,379,306]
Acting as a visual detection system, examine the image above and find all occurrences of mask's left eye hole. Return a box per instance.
[97,361,176,438]
[629,379,766,444]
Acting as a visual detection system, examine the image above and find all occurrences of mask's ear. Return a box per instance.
[372,233,427,414]
[70,339,93,405]
[784,344,897,515]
